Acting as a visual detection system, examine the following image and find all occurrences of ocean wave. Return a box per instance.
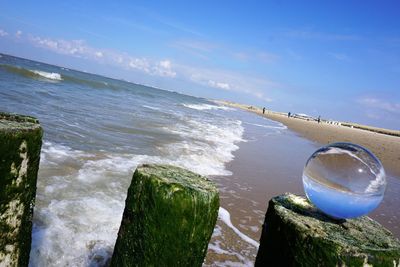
[31,70,63,80]
[32,120,245,265]
[182,103,233,111]
[33,143,146,266]
[0,64,117,89]
[161,119,244,176]
[30,97,245,266]
[0,64,63,81]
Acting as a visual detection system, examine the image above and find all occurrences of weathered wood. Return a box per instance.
[0,112,43,267]
[111,164,219,267]
[255,193,400,267]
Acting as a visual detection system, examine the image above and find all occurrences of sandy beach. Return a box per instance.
[217,101,400,179]
[204,102,400,264]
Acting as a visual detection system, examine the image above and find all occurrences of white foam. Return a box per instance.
[142,105,161,111]
[218,207,260,248]
[30,194,123,266]
[31,70,63,80]
[32,143,143,266]
[33,135,248,265]
[31,107,246,265]
[207,229,254,267]
[182,103,233,111]
[40,142,91,165]
[161,119,244,176]
[243,121,287,130]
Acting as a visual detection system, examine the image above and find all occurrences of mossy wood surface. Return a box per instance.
[111,164,219,267]
[0,112,43,267]
[255,193,400,267]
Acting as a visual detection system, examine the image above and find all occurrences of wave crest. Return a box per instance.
[31,70,63,81]
[0,64,63,81]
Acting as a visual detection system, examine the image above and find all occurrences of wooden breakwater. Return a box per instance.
[0,112,42,266]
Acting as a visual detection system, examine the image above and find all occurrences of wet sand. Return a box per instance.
[205,110,315,265]
[205,104,400,265]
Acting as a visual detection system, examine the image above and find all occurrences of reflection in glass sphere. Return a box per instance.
[303,142,386,219]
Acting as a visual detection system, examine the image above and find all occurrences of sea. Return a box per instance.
[1,53,399,266]
[0,54,277,266]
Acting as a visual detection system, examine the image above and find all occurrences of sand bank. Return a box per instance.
[217,101,400,179]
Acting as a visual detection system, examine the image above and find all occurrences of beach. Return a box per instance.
[204,100,400,264]
[217,101,400,179]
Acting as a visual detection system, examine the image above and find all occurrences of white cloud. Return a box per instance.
[0,29,8,37]
[153,60,176,77]
[29,34,177,78]
[358,97,400,114]
[115,56,124,64]
[253,92,273,102]
[128,58,150,73]
[182,64,276,101]
[159,60,171,69]
[30,36,89,57]
[15,30,22,38]
[208,80,230,90]
[95,51,103,58]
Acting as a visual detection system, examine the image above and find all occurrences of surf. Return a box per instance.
[0,64,63,81]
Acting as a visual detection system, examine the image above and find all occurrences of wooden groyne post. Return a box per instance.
[0,112,42,266]
[255,193,400,266]
[111,164,219,267]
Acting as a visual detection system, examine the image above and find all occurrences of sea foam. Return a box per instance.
[182,103,233,111]
[218,207,260,248]
[30,113,245,266]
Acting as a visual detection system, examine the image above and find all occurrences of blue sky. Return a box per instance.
[0,1,399,129]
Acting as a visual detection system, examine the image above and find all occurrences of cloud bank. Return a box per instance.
[0,30,275,102]
[359,97,400,114]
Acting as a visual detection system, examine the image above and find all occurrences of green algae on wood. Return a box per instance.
[0,112,43,267]
[111,164,219,267]
[255,193,400,267]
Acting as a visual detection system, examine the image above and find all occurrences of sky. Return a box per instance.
[0,0,399,129]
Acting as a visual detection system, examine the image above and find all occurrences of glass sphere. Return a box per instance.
[303,142,386,219]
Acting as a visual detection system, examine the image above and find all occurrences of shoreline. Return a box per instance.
[216,100,400,179]
[203,102,399,265]
[205,109,314,264]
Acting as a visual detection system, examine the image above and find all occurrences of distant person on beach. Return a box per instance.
[263,107,265,114]
[288,112,291,118]
[318,116,321,123]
